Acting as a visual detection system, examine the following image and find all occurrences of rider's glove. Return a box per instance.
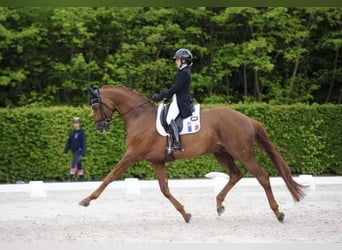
[151,94,163,102]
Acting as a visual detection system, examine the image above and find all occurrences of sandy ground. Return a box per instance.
[0,178,341,244]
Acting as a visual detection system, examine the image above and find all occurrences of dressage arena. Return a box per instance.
[0,175,341,244]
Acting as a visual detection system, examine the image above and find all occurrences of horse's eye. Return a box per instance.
[105,118,111,123]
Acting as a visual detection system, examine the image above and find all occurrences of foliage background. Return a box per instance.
[0,7,341,182]
[0,7,341,107]
[0,104,341,183]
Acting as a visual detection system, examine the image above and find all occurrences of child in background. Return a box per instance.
[63,117,86,181]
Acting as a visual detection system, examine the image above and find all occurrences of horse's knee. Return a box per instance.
[159,185,171,199]
[161,191,171,199]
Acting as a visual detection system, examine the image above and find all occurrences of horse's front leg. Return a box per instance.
[152,162,191,223]
[79,155,136,207]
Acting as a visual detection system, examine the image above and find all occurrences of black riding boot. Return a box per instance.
[170,119,182,152]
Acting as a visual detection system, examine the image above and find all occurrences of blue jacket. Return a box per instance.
[160,66,193,118]
[63,128,86,156]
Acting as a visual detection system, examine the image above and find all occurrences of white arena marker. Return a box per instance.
[30,181,46,198]
[205,172,229,192]
[125,178,141,194]
[298,174,315,191]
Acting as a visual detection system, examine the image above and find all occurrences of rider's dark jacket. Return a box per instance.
[159,65,193,119]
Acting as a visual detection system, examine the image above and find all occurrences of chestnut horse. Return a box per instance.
[79,85,304,223]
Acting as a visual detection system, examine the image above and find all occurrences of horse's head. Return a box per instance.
[88,86,113,133]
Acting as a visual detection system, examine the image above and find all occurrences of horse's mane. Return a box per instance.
[102,84,152,103]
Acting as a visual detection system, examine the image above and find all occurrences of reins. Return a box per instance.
[119,100,150,116]
[91,90,150,124]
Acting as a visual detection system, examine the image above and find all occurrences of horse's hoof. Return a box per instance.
[184,213,192,223]
[79,200,89,207]
[217,206,225,216]
[277,212,285,223]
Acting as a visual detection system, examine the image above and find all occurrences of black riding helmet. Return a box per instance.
[173,48,193,66]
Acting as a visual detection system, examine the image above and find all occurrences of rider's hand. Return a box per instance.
[151,94,163,102]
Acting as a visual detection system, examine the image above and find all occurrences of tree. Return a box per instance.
[0,7,341,107]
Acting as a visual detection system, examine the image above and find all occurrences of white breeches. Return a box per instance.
[166,94,179,124]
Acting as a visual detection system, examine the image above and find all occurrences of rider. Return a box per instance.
[152,48,194,152]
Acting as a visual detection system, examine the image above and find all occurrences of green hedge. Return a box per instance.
[232,104,342,176]
[0,104,341,183]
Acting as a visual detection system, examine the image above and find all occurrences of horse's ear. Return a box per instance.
[87,87,98,98]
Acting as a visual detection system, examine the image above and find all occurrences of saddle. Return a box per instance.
[156,103,201,162]
[156,103,201,137]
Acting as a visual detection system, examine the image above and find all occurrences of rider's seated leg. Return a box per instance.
[166,94,182,152]
[170,119,182,152]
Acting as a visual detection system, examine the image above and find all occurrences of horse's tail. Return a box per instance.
[252,120,305,202]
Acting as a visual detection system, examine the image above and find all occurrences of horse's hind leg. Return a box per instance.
[240,157,284,222]
[152,162,191,223]
[214,151,243,216]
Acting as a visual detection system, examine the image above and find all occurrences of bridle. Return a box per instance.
[91,101,113,124]
[90,89,150,125]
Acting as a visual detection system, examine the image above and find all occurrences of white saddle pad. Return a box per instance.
[156,104,201,136]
